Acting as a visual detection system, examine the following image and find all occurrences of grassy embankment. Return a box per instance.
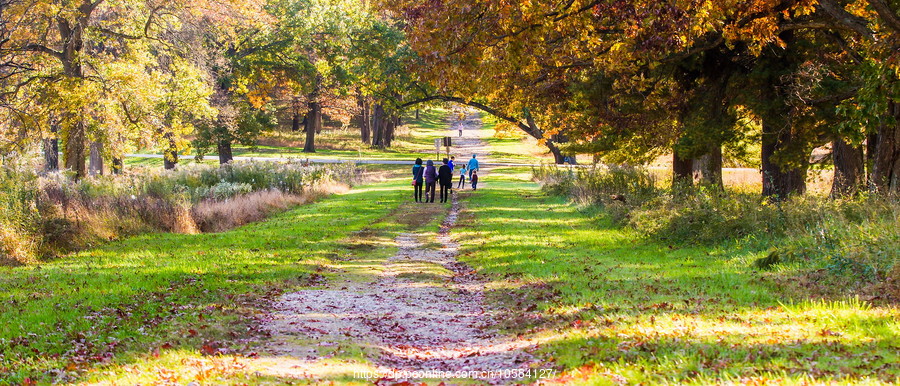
[0,178,428,384]
[456,169,899,384]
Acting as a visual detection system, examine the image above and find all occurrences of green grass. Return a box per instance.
[128,107,561,166]
[456,172,900,384]
[134,107,456,164]
[0,179,415,384]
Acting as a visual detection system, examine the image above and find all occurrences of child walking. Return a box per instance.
[457,165,467,189]
[471,170,479,190]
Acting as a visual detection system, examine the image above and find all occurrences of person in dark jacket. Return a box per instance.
[424,160,437,203]
[412,158,424,202]
[438,158,454,203]
[471,169,479,190]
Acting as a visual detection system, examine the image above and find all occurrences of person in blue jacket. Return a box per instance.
[412,158,424,202]
[457,165,467,189]
[467,154,479,179]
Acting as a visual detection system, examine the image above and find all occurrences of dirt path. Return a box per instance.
[449,110,494,164]
[247,109,538,384]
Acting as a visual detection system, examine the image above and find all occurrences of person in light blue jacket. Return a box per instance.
[457,165,467,189]
[467,154,479,179]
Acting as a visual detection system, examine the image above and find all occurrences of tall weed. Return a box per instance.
[0,158,361,263]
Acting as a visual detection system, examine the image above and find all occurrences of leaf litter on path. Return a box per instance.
[237,109,542,384]
[250,195,541,384]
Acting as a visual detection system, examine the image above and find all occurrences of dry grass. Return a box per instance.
[0,226,34,266]
[192,181,348,233]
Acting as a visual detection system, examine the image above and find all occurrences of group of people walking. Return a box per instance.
[412,154,480,203]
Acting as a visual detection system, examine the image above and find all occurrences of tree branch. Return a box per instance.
[867,0,900,34]
[817,0,876,40]
[18,43,63,59]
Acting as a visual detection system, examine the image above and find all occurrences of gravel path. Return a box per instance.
[250,109,538,384]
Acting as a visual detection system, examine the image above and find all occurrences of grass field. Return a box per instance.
[128,108,456,166]
[5,139,896,384]
[127,107,558,167]
[455,169,900,384]
[0,179,413,384]
[3,168,898,384]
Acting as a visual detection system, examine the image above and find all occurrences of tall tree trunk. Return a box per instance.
[673,152,693,187]
[371,104,385,148]
[871,101,900,194]
[761,121,806,200]
[164,132,178,169]
[693,145,723,188]
[89,140,103,176]
[64,120,87,178]
[43,123,59,172]
[866,132,878,189]
[217,139,233,164]
[303,101,321,153]
[58,3,93,180]
[303,76,322,152]
[358,99,371,144]
[831,138,865,197]
[314,108,323,135]
[291,111,301,132]
[111,157,123,175]
[383,115,396,148]
[415,108,420,120]
[547,141,565,164]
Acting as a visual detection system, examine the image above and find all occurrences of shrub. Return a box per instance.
[0,159,40,263]
[0,158,362,263]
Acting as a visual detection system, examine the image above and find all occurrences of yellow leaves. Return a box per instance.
[723,15,781,56]
[846,0,876,19]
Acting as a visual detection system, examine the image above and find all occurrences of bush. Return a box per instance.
[0,159,40,264]
[0,158,362,264]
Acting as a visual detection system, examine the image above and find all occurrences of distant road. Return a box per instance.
[126,153,759,172]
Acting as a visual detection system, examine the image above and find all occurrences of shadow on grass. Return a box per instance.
[0,180,413,383]
[454,175,900,383]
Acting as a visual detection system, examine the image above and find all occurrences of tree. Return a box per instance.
[0,0,221,177]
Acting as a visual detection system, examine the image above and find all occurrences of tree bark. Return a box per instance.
[371,104,385,148]
[303,76,323,152]
[547,141,565,164]
[673,152,693,187]
[89,140,103,176]
[58,1,97,180]
[314,108,323,135]
[358,99,371,144]
[43,123,59,172]
[831,138,865,197]
[291,111,301,132]
[871,100,900,194]
[693,145,723,188]
[383,115,396,148]
[415,108,420,120]
[111,157,123,175]
[303,100,321,153]
[164,132,178,169]
[63,120,87,178]
[217,139,233,164]
[866,132,878,188]
[761,121,806,200]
